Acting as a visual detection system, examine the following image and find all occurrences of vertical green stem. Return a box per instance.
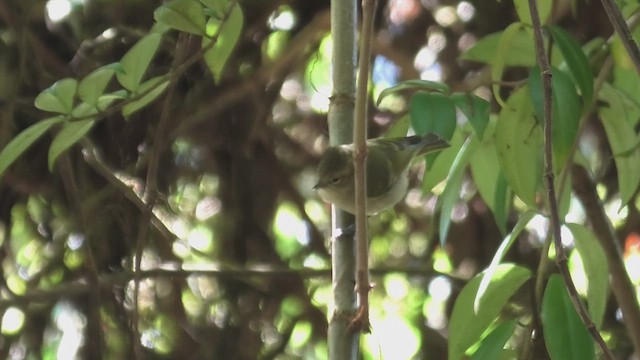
[328,0,358,357]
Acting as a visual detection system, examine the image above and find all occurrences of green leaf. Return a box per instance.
[492,22,526,107]
[122,77,170,117]
[495,86,542,208]
[377,80,450,105]
[385,114,410,138]
[475,210,535,312]
[513,0,552,25]
[529,66,581,169]
[34,78,78,114]
[549,26,594,108]
[439,137,475,247]
[470,320,517,360]
[154,0,206,36]
[423,127,464,193]
[203,4,243,83]
[70,102,99,118]
[96,90,128,110]
[461,31,536,67]
[542,274,595,360]
[449,264,531,360]
[48,118,96,170]
[200,0,226,12]
[409,91,456,141]
[566,223,608,328]
[451,93,490,140]
[598,83,640,206]
[116,33,162,92]
[78,63,120,106]
[0,117,64,178]
[470,125,511,233]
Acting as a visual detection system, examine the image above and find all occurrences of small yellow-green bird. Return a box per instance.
[314,132,449,215]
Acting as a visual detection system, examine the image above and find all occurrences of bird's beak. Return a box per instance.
[312,183,320,191]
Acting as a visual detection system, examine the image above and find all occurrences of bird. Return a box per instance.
[314,132,449,215]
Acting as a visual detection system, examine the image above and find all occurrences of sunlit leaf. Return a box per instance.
[566,223,608,328]
[495,86,542,208]
[422,127,464,193]
[451,93,490,140]
[122,77,170,117]
[529,66,581,169]
[78,63,121,106]
[470,320,517,360]
[34,78,78,114]
[461,31,536,67]
[439,137,475,247]
[492,22,526,107]
[542,274,595,360]
[474,210,535,312]
[116,33,163,92]
[48,118,96,170]
[513,0,552,25]
[598,83,640,206]
[154,0,206,35]
[449,264,531,360]
[203,3,243,83]
[377,80,450,105]
[385,114,410,138]
[549,26,594,107]
[0,117,63,178]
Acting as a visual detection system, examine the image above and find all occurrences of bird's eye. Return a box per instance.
[331,177,341,184]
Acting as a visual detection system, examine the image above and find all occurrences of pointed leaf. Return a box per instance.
[154,0,206,35]
[34,78,78,114]
[475,210,535,312]
[78,63,120,106]
[377,79,450,105]
[449,264,531,360]
[542,275,595,360]
[598,83,640,206]
[549,26,594,108]
[116,33,162,92]
[439,137,475,247]
[495,86,542,208]
[0,117,64,177]
[451,93,490,139]
[492,22,526,107]
[203,4,243,83]
[48,118,96,170]
[470,126,511,233]
[566,223,608,328]
[470,320,517,360]
[122,77,170,117]
[422,127,464,193]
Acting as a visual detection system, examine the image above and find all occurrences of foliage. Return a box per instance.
[0,0,639,359]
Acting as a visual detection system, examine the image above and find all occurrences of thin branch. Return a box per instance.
[350,0,376,333]
[0,265,456,309]
[572,165,640,353]
[600,0,640,75]
[132,30,188,358]
[527,0,613,358]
